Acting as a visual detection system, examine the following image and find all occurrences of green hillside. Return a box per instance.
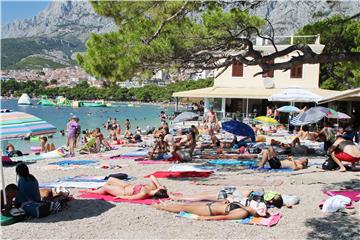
[11,56,67,70]
[1,37,86,69]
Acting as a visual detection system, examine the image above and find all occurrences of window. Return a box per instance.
[232,62,243,77]
[290,64,303,78]
[262,60,274,78]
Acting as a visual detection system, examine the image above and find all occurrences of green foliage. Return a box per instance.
[11,56,67,70]
[1,78,213,102]
[78,1,265,82]
[297,15,360,90]
[1,37,85,70]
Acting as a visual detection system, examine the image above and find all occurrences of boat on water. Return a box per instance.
[38,96,56,106]
[18,93,32,105]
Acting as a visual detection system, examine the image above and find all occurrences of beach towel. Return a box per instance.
[78,193,163,205]
[167,165,217,172]
[121,149,149,157]
[144,171,213,178]
[2,156,23,166]
[137,160,172,164]
[109,155,144,160]
[11,155,44,163]
[0,214,25,226]
[207,160,257,166]
[60,175,106,182]
[324,190,360,202]
[176,211,281,227]
[48,160,99,166]
[248,166,294,172]
[40,181,105,189]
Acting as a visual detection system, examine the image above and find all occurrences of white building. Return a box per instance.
[173,35,341,118]
[190,70,215,80]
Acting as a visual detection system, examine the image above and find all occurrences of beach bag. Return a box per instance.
[322,157,339,170]
[178,150,192,162]
[21,201,52,218]
[105,173,128,180]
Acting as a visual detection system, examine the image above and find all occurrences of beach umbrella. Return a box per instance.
[268,88,322,102]
[277,105,300,113]
[221,120,255,141]
[255,116,279,125]
[326,111,351,119]
[173,112,199,123]
[0,111,57,140]
[0,110,57,205]
[290,106,329,126]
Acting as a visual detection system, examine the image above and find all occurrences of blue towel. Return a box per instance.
[49,160,98,166]
[121,149,149,157]
[207,160,257,166]
[248,166,294,172]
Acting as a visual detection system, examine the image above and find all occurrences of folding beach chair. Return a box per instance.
[79,137,97,154]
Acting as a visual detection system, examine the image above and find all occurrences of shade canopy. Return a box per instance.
[221,120,255,140]
[173,112,199,123]
[290,107,330,126]
[255,116,279,125]
[0,111,57,140]
[268,88,322,102]
[277,106,300,113]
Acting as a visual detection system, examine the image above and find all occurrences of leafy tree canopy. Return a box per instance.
[297,15,360,90]
[78,1,360,83]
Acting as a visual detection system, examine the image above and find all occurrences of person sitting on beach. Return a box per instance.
[177,125,198,155]
[148,134,169,160]
[5,144,23,157]
[81,130,88,145]
[93,128,112,150]
[154,191,271,220]
[327,136,360,172]
[40,136,55,153]
[84,175,168,200]
[163,127,175,154]
[257,147,308,170]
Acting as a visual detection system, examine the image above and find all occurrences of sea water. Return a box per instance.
[1,99,175,152]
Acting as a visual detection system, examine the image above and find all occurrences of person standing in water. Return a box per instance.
[124,119,131,131]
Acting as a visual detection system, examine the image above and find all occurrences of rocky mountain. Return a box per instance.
[1,1,115,42]
[1,0,358,70]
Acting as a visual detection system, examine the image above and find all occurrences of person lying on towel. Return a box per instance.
[257,147,308,170]
[154,191,282,220]
[84,175,168,200]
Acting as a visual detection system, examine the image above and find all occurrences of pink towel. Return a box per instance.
[78,193,163,205]
[257,213,282,227]
[144,171,213,178]
[109,156,145,160]
[137,160,172,164]
[324,190,360,202]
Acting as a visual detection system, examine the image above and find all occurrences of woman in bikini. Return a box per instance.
[84,175,169,200]
[154,193,270,220]
[328,136,360,172]
[148,134,169,160]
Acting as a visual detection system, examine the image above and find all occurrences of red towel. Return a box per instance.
[144,171,213,178]
[324,190,360,202]
[78,193,163,205]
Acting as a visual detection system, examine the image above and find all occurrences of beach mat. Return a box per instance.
[0,214,26,226]
[324,190,360,202]
[78,193,162,205]
[248,166,294,172]
[120,149,149,157]
[176,211,281,227]
[48,160,99,166]
[11,155,44,163]
[109,155,145,160]
[207,160,257,166]
[40,181,105,189]
[168,165,217,172]
[144,171,213,178]
[196,154,257,160]
[137,160,172,164]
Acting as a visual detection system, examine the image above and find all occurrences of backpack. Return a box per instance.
[322,156,339,170]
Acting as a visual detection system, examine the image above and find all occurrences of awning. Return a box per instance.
[318,88,360,104]
[173,87,340,100]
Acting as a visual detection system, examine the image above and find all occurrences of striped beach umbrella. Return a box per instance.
[277,105,301,113]
[0,110,57,140]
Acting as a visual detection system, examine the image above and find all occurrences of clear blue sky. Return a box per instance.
[1,0,50,25]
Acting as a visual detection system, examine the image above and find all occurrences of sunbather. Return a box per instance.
[257,147,308,170]
[84,175,168,200]
[327,136,360,172]
[40,136,55,153]
[154,191,273,220]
